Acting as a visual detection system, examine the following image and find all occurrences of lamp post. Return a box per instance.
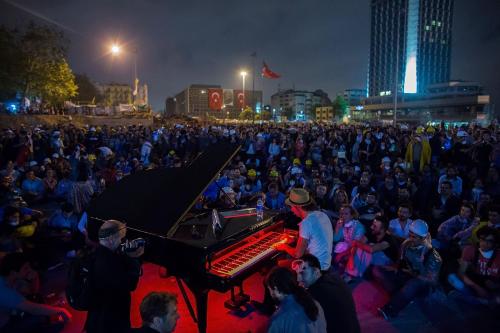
[109,43,139,106]
[240,71,247,112]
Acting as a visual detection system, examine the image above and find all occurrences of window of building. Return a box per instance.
[425,25,430,31]
[432,20,436,26]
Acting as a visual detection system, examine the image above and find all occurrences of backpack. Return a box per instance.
[66,249,95,311]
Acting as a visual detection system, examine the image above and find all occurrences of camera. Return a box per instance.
[120,238,146,253]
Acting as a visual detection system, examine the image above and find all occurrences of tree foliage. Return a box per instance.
[239,106,254,120]
[0,22,77,106]
[332,95,349,117]
[74,73,103,104]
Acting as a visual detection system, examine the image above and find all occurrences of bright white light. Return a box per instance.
[404,56,417,93]
[111,44,121,55]
[240,71,247,77]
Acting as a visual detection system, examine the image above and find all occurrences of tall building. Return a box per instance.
[271,89,331,121]
[174,84,263,119]
[368,0,454,97]
[339,89,367,106]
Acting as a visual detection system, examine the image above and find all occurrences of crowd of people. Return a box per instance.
[0,120,499,332]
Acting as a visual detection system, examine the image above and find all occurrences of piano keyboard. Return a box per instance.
[209,231,284,277]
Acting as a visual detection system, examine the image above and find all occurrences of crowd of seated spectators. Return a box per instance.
[0,121,499,332]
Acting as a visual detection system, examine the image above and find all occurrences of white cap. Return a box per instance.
[291,166,302,175]
[457,130,468,137]
[29,161,38,167]
[382,156,391,163]
[52,153,59,158]
[409,219,429,237]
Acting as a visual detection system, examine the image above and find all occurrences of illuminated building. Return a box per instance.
[367,0,454,97]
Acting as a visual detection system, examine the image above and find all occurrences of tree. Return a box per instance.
[0,26,23,100]
[0,22,77,107]
[260,110,272,121]
[43,60,77,106]
[332,95,349,118]
[239,106,254,120]
[74,73,103,104]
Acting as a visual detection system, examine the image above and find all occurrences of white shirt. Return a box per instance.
[299,211,333,270]
[389,218,413,239]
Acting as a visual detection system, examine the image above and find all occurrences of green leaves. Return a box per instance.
[0,22,77,107]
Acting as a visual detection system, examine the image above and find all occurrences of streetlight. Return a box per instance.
[240,71,247,112]
[109,42,139,106]
[110,44,121,55]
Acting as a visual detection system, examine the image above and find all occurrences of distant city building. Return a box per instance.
[353,80,490,124]
[101,83,132,107]
[368,0,454,97]
[339,89,367,106]
[135,84,148,106]
[271,89,331,120]
[315,106,334,122]
[165,97,176,116]
[174,84,262,119]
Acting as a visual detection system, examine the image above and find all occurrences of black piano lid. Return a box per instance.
[86,142,241,240]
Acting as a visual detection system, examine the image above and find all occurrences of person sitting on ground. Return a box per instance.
[448,226,500,305]
[293,254,360,333]
[346,215,399,279]
[0,253,71,332]
[357,191,383,227]
[388,204,413,242]
[332,205,365,273]
[374,219,442,320]
[437,203,477,249]
[264,182,286,211]
[265,266,327,333]
[21,169,45,204]
[459,204,500,245]
[130,291,180,333]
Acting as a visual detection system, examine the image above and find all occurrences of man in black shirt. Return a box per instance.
[293,254,360,333]
[85,220,144,333]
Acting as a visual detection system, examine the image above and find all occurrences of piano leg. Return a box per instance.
[183,280,209,333]
[194,287,209,333]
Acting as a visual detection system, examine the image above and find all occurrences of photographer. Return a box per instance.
[85,220,144,333]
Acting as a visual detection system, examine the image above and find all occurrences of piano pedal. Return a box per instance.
[224,287,250,310]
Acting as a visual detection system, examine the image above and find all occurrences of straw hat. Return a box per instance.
[285,188,312,206]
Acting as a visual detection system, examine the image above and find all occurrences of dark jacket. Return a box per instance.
[85,245,141,333]
[308,274,361,333]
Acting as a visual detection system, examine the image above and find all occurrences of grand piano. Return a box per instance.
[86,142,295,333]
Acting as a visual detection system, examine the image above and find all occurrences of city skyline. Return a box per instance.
[1,0,499,110]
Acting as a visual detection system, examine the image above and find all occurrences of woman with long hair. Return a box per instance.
[265,267,327,333]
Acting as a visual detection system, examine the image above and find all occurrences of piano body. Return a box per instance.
[86,143,295,333]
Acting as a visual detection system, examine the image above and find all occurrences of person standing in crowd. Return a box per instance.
[85,220,143,333]
[293,254,360,333]
[405,127,431,173]
[374,220,442,320]
[265,266,327,333]
[130,292,180,333]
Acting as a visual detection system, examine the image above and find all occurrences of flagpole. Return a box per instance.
[251,52,256,124]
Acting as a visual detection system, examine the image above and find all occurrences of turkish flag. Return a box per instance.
[208,89,223,110]
[262,62,281,79]
[234,90,246,108]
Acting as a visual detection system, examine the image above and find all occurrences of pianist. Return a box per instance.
[255,189,333,315]
[273,188,333,271]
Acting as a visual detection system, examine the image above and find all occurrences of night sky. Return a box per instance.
[1,0,499,111]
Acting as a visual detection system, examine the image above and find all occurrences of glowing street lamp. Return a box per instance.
[110,44,121,55]
[240,70,247,111]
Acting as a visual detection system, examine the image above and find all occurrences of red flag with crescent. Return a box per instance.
[262,61,281,79]
[234,90,246,108]
[208,89,223,110]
